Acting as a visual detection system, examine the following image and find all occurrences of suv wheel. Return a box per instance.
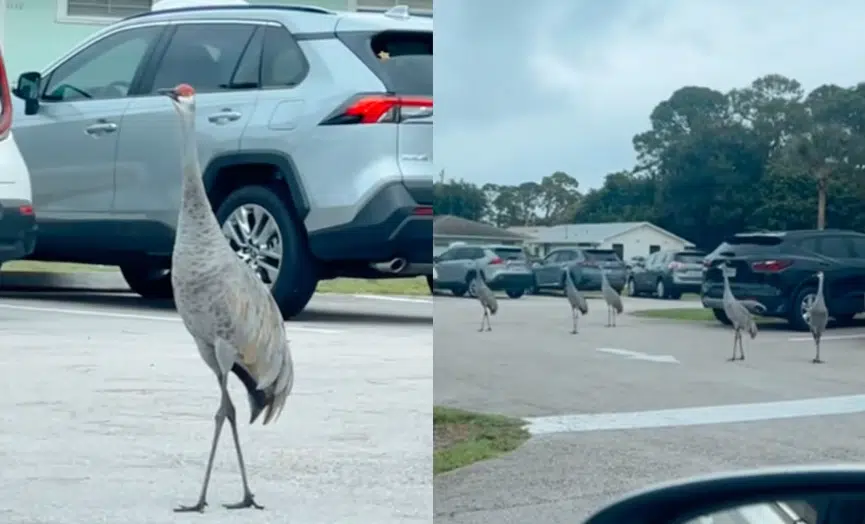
[451,286,467,297]
[789,287,817,332]
[216,184,317,319]
[506,289,524,299]
[120,265,173,299]
[656,279,667,299]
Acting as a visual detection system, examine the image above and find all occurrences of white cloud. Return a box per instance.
[435,0,865,189]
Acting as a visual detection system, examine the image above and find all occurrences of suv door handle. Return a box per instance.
[207,110,242,124]
[84,121,117,135]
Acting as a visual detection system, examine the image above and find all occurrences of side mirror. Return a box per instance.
[15,71,42,115]
[583,465,865,524]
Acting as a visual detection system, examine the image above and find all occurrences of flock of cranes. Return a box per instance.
[471,260,831,364]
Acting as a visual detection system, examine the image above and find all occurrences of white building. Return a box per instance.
[510,222,696,261]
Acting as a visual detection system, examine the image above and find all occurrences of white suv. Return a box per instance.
[0,49,37,264]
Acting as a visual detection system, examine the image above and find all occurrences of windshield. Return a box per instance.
[674,252,706,264]
[583,250,621,262]
[492,248,526,261]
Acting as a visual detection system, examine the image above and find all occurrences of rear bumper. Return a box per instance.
[486,273,534,291]
[307,181,431,270]
[701,282,785,315]
[0,199,37,263]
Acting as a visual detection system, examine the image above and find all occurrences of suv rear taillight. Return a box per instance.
[488,257,503,265]
[320,94,433,125]
[751,259,792,273]
[668,261,684,270]
[0,50,11,140]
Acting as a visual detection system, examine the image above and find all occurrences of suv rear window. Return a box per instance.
[583,250,621,262]
[339,30,432,96]
[492,248,526,261]
[708,235,784,257]
[674,252,706,264]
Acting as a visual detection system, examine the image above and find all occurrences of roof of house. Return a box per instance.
[510,222,694,246]
[434,215,531,241]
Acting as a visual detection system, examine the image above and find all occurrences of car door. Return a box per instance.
[435,247,465,285]
[535,251,562,287]
[817,235,862,313]
[12,24,166,248]
[555,250,578,287]
[631,253,652,291]
[847,237,865,312]
[113,21,262,255]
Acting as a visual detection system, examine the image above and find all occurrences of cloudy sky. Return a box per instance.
[434,0,865,190]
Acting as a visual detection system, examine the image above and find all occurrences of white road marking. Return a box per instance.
[595,347,680,364]
[352,294,432,304]
[788,333,865,342]
[0,303,341,334]
[525,394,865,436]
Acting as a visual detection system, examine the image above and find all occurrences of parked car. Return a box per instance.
[432,244,533,298]
[625,255,645,270]
[0,49,37,268]
[531,247,626,293]
[701,229,865,331]
[10,3,433,318]
[627,249,706,299]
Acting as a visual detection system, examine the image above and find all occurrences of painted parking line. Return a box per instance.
[0,303,341,334]
[352,294,432,304]
[788,333,865,342]
[525,394,865,436]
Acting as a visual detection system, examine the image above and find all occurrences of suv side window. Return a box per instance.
[150,23,257,94]
[231,27,265,88]
[43,26,163,102]
[261,25,308,88]
[445,247,467,260]
[818,236,852,259]
[544,251,560,264]
[467,247,485,259]
[850,238,865,259]
[799,237,819,253]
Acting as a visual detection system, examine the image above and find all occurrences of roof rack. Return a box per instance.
[123,3,336,21]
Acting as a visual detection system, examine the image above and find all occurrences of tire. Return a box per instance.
[426,275,434,294]
[506,289,524,299]
[215,184,317,319]
[712,308,732,326]
[627,278,638,297]
[656,279,667,299]
[669,290,682,300]
[466,274,478,297]
[451,286,467,297]
[788,287,817,332]
[120,264,174,299]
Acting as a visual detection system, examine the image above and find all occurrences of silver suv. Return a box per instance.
[432,244,534,299]
[10,4,433,318]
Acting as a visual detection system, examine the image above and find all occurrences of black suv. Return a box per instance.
[701,229,865,331]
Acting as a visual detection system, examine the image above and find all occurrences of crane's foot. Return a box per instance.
[174,500,207,513]
[485,327,492,331]
[477,327,484,332]
[224,492,264,510]
[812,358,824,364]
[570,330,577,335]
[726,357,738,362]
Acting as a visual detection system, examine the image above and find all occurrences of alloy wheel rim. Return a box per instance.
[801,293,817,323]
[221,203,283,288]
[657,281,664,297]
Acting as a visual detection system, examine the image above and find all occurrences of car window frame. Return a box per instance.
[260,24,310,89]
[41,24,167,103]
[141,21,264,96]
[818,235,854,259]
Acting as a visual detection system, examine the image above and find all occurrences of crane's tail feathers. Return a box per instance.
[262,351,294,425]
[614,303,624,314]
[748,321,758,339]
[579,304,589,315]
[489,303,498,315]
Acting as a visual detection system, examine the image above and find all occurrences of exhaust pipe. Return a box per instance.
[371,257,408,274]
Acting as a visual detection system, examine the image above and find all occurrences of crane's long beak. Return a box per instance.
[157,87,178,101]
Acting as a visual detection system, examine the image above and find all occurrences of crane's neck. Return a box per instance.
[722,270,732,297]
[176,107,223,247]
[817,274,824,297]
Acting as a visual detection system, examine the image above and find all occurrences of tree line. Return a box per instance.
[433,74,865,249]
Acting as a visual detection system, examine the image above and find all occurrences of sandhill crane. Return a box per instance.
[473,266,498,331]
[600,269,623,327]
[564,269,588,333]
[807,271,829,364]
[720,261,758,361]
[161,84,293,512]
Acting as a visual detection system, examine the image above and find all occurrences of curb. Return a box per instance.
[0,271,130,292]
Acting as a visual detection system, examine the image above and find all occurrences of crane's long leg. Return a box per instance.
[478,309,486,332]
[612,308,617,327]
[605,306,611,327]
[174,375,229,513]
[813,335,824,364]
[485,309,492,331]
[571,308,577,334]
[727,329,738,362]
[738,331,745,361]
[222,385,264,510]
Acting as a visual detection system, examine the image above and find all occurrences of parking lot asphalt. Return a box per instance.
[0,291,432,524]
[434,291,865,523]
